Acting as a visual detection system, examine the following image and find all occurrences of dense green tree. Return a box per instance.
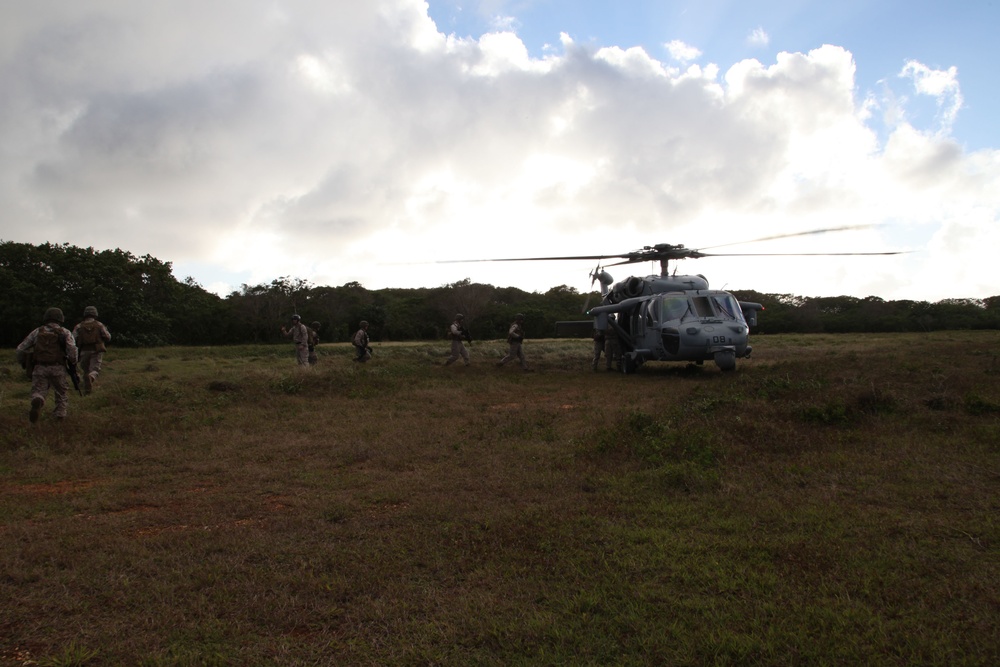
[3,242,998,347]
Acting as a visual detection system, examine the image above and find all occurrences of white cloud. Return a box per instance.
[899,60,963,134]
[748,27,770,48]
[665,39,702,63]
[0,1,996,302]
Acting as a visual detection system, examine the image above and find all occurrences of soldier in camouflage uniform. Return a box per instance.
[353,321,372,362]
[281,314,310,366]
[444,314,471,366]
[16,307,79,422]
[591,328,606,371]
[72,305,112,393]
[497,313,529,370]
[604,318,621,372]
[307,321,321,365]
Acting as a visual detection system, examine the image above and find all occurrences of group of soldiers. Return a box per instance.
[280,316,372,365]
[591,327,622,371]
[443,313,529,370]
[15,306,112,423]
[281,312,534,371]
[14,305,617,423]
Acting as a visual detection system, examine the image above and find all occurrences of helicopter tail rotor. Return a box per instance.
[582,263,602,313]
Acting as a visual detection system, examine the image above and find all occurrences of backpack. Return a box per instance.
[33,327,64,364]
[76,321,102,346]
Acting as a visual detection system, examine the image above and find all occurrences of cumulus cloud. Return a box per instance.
[665,39,702,63]
[0,0,996,301]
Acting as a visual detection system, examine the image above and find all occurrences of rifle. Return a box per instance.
[66,363,83,396]
[462,328,473,344]
[16,349,35,380]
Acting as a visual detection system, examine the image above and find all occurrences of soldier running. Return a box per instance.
[16,307,79,422]
[497,313,529,370]
[73,305,112,393]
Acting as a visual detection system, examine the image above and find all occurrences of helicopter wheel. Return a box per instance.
[714,350,736,372]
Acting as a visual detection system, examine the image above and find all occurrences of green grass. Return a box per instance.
[1,332,999,665]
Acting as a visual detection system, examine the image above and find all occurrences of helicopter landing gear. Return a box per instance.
[621,354,638,375]
[714,349,736,372]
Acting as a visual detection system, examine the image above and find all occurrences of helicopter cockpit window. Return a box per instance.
[659,296,689,323]
[644,299,660,326]
[692,296,715,318]
[712,295,740,320]
[711,295,740,320]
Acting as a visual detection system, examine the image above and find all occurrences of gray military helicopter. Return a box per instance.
[442,226,905,373]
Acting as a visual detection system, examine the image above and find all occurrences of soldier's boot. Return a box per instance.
[29,397,43,423]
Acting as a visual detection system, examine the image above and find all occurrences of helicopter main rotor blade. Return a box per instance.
[697,251,907,256]
[696,224,875,252]
[601,249,907,268]
[436,253,630,264]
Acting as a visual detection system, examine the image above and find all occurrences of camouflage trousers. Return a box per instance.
[592,340,605,369]
[31,364,70,418]
[445,339,469,365]
[499,342,527,369]
[295,344,310,366]
[605,338,621,371]
[79,350,105,392]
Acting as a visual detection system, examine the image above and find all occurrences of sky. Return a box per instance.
[1,0,998,302]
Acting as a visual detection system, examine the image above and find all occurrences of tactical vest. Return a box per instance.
[76,320,102,347]
[33,327,64,364]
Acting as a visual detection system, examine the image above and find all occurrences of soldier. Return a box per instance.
[307,321,321,365]
[497,313,529,370]
[352,320,372,362]
[280,314,310,366]
[72,305,112,393]
[444,313,471,366]
[16,307,79,423]
[591,327,606,371]
[605,320,621,371]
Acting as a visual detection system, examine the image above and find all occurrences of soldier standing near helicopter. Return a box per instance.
[591,327,605,371]
[604,317,621,371]
[444,314,471,366]
[497,313,529,370]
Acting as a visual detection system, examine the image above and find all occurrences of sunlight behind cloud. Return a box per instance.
[1,0,997,302]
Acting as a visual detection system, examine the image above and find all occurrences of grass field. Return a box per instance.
[1,332,998,666]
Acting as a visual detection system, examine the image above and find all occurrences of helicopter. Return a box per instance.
[440,226,906,373]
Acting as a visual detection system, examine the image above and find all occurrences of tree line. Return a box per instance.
[2,241,999,348]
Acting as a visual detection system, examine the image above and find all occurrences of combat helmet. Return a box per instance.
[84,305,98,318]
[43,307,65,324]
